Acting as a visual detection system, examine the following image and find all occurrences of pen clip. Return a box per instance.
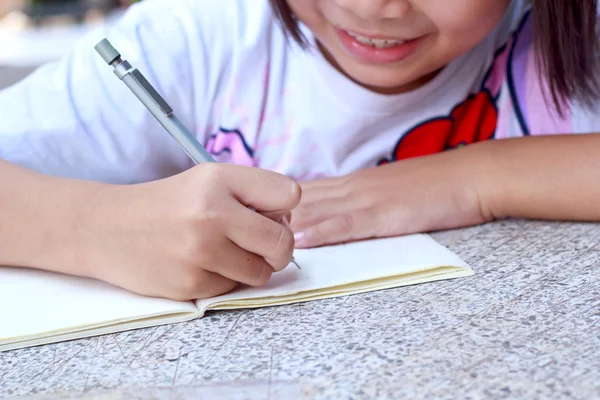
[114,62,173,116]
[127,69,174,116]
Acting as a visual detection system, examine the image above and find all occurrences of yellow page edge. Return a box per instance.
[0,310,197,352]
[202,266,474,313]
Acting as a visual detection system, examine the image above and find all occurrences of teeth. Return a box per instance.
[348,32,405,48]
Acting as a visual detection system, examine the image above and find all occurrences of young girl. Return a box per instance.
[1,0,599,301]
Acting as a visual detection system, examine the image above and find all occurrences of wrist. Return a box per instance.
[464,140,509,221]
[20,175,112,279]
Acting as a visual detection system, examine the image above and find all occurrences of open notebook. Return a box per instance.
[0,234,472,352]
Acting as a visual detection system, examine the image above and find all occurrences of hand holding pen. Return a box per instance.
[81,39,301,300]
[95,39,300,270]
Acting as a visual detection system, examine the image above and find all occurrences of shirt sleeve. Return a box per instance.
[0,0,204,183]
[493,10,600,138]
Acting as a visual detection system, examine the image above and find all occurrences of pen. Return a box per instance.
[94,38,300,270]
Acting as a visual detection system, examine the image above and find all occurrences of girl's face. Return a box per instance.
[287,0,511,94]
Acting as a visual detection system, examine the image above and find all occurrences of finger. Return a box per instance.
[201,235,274,286]
[291,195,355,232]
[294,210,378,249]
[191,270,240,299]
[298,179,347,204]
[298,176,345,190]
[209,164,301,214]
[280,214,294,232]
[225,200,295,272]
[260,209,289,224]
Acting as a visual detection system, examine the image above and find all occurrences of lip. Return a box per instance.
[342,28,410,41]
[334,27,424,64]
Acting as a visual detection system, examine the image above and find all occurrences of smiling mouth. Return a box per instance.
[333,27,425,64]
[345,31,406,48]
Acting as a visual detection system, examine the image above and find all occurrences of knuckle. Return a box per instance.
[180,230,213,266]
[184,200,227,235]
[343,171,366,195]
[337,213,355,233]
[193,195,217,215]
[197,162,225,183]
[194,165,231,202]
[178,194,221,229]
[192,193,225,220]
[296,201,316,219]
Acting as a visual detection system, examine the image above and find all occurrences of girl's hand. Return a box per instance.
[71,164,301,301]
[290,147,492,248]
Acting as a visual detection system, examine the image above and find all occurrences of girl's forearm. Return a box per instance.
[472,134,600,221]
[0,159,103,276]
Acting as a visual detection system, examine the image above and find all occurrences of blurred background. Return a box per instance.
[0,0,138,89]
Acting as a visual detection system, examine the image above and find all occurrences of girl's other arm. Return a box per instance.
[291,134,600,248]
[476,134,600,221]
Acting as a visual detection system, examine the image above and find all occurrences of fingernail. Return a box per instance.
[294,232,305,246]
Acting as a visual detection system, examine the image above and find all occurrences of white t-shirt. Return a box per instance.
[1,0,597,183]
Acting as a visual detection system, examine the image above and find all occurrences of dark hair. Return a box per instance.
[269,0,600,113]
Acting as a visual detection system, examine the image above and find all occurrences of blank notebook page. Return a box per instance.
[0,267,197,342]
[196,234,471,310]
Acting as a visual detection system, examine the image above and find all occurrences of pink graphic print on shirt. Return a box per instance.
[205,128,255,166]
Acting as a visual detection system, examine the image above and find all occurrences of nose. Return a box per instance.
[334,0,412,21]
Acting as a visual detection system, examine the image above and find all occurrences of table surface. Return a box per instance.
[1,220,599,399]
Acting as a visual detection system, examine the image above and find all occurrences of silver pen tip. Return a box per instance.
[291,257,301,269]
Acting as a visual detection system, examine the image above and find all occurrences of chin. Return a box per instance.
[339,63,427,94]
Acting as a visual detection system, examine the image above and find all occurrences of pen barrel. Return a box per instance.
[120,72,215,164]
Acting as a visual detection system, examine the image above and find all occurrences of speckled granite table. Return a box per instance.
[1,220,599,399]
